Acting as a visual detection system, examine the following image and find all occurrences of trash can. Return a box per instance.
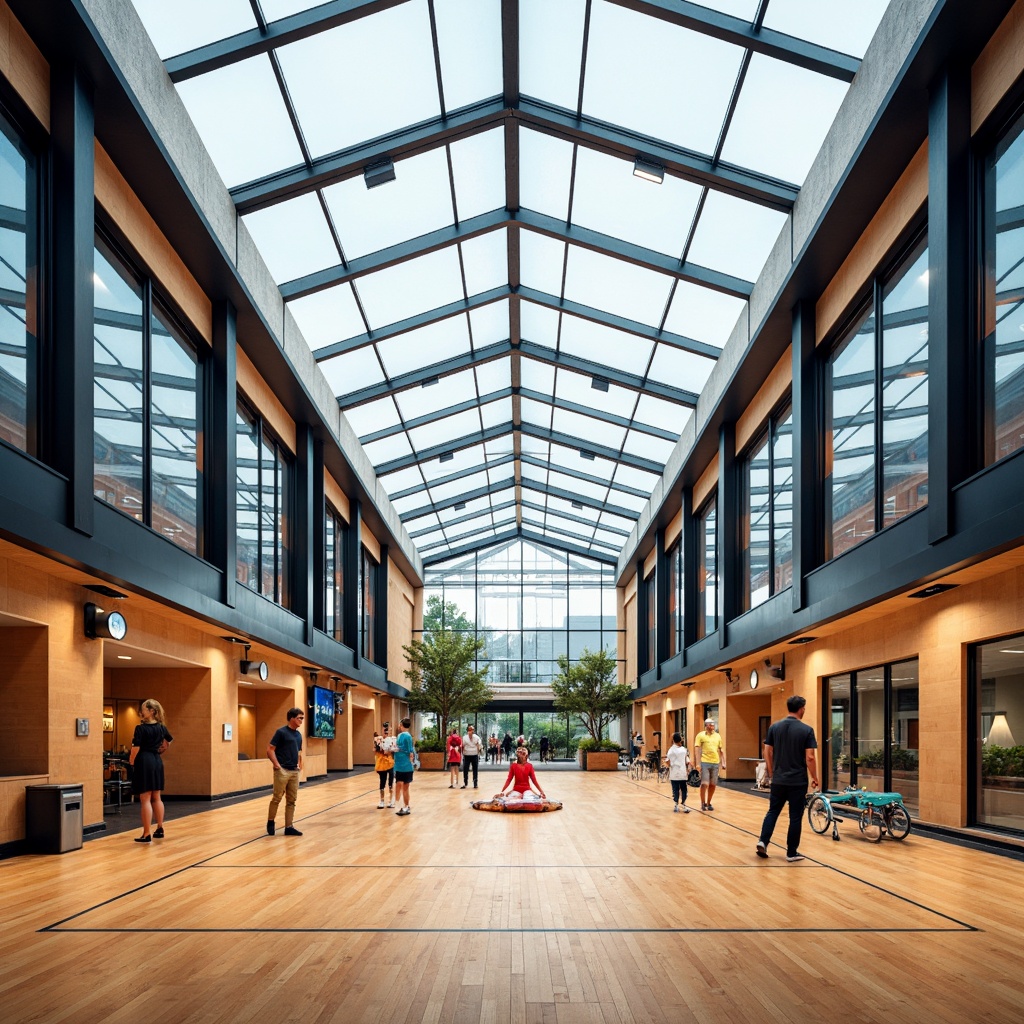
[26,784,84,854]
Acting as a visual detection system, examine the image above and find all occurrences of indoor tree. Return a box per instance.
[403,628,493,744]
[551,647,633,746]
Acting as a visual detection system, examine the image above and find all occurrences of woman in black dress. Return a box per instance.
[128,698,173,843]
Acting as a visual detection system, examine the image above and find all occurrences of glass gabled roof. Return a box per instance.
[131,0,889,565]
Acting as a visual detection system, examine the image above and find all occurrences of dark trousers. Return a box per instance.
[463,754,479,785]
[670,779,688,804]
[758,783,806,856]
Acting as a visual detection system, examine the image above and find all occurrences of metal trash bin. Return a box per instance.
[26,784,84,854]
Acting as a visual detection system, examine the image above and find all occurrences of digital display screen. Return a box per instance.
[309,685,336,739]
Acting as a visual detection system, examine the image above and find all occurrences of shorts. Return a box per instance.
[700,764,720,785]
[394,770,414,783]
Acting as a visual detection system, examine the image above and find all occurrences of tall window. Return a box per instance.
[823,659,919,814]
[360,548,377,662]
[644,570,656,671]
[982,111,1024,465]
[826,236,929,559]
[0,110,39,455]
[93,235,202,555]
[743,402,793,610]
[973,635,1024,833]
[695,498,717,640]
[324,503,347,641]
[666,539,682,659]
[236,401,291,607]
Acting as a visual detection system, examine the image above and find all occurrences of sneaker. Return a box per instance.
[701,803,707,810]
[786,853,805,863]
[377,801,385,809]
[284,826,303,836]
[707,804,714,811]
[756,841,768,859]
[682,806,690,814]
[673,805,679,813]
[266,820,275,836]
[387,800,395,808]
[460,784,467,789]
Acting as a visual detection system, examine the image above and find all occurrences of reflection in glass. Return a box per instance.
[696,498,717,640]
[855,666,885,794]
[325,504,347,642]
[827,674,852,790]
[889,660,919,815]
[976,636,1024,832]
[744,432,770,611]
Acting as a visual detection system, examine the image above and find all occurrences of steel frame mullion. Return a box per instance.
[409,500,517,536]
[520,454,650,500]
[521,479,639,521]
[519,422,664,474]
[375,423,513,475]
[388,454,516,501]
[518,387,678,442]
[358,387,514,444]
[401,478,517,521]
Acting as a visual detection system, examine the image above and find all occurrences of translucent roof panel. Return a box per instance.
[135,0,886,564]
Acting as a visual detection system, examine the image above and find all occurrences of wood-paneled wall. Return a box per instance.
[0,0,47,128]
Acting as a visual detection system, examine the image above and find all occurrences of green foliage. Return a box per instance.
[417,725,444,753]
[422,595,474,633]
[551,647,632,744]
[854,746,918,770]
[403,628,493,742]
[982,744,1024,779]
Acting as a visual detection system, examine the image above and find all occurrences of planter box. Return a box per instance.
[418,751,445,771]
[585,751,620,771]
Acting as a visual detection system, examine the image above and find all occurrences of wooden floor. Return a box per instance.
[2,769,1023,1024]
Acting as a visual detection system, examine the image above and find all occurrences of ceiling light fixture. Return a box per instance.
[579,449,595,461]
[633,156,665,184]
[591,376,609,392]
[909,583,958,598]
[439,451,454,463]
[422,376,439,387]
[364,158,395,189]
[788,636,817,645]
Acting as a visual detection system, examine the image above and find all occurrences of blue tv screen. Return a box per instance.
[309,685,336,740]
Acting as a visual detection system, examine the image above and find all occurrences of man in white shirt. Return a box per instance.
[461,724,484,789]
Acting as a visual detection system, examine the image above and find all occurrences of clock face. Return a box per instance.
[749,669,759,689]
[106,611,128,641]
[258,661,269,681]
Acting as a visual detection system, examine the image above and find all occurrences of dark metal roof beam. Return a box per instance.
[375,423,514,475]
[421,527,521,565]
[401,477,517,521]
[517,388,679,442]
[520,454,650,500]
[165,0,411,82]
[520,479,640,520]
[409,500,518,537]
[358,388,514,444]
[387,454,516,502]
[520,498,629,536]
[605,0,860,81]
[519,422,664,474]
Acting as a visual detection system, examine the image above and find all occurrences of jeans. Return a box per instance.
[758,783,806,856]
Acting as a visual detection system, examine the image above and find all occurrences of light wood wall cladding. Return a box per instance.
[735,348,792,453]
[622,590,637,687]
[387,557,415,686]
[0,0,48,129]
[643,547,656,579]
[360,521,381,563]
[693,454,719,510]
[323,471,350,523]
[816,142,928,345]
[972,0,1024,133]
[94,143,212,345]
[236,346,296,454]
[665,508,682,549]
[237,704,256,760]
[2,625,48,776]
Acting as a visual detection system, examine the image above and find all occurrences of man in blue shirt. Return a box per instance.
[394,717,416,816]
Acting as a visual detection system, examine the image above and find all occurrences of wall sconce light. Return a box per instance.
[633,156,665,184]
[302,666,320,684]
[635,700,647,707]
[84,602,128,641]
[240,645,268,681]
[764,654,785,680]
[364,157,396,189]
[717,667,734,684]
[331,676,344,687]
[986,712,1015,747]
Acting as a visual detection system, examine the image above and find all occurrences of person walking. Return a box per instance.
[461,724,484,789]
[539,735,550,763]
[488,733,500,764]
[631,731,643,763]
[756,695,820,862]
[446,726,463,788]
[374,723,396,808]
[394,718,415,815]
[694,718,725,811]
[664,732,692,813]
[267,707,304,836]
[128,698,172,843]
[501,732,513,763]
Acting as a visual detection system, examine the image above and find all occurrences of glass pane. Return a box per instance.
[235,405,260,589]
[151,308,200,554]
[321,347,385,398]
[0,117,36,454]
[94,241,144,518]
[881,239,929,525]
[564,246,672,327]
[826,674,852,790]
[772,405,794,594]
[762,0,889,60]
[828,303,876,559]
[434,0,502,111]
[461,229,508,296]
[697,499,717,639]
[520,0,586,109]
[559,314,654,375]
[889,659,919,815]
[520,230,566,296]
[288,284,366,350]
[855,666,885,794]
[519,129,574,221]
[744,433,770,611]
[663,281,745,348]
[357,246,465,329]
[977,636,1024,830]
[686,190,787,282]
[242,192,339,283]
[450,129,506,221]
[130,0,256,60]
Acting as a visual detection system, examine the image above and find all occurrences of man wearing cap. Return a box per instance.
[756,694,819,862]
[694,717,726,811]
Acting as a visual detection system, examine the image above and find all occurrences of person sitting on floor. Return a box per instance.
[495,746,547,804]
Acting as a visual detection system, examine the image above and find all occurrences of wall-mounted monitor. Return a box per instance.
[308,685,336,740]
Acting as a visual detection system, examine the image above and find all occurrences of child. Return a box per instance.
[664,732,692,813]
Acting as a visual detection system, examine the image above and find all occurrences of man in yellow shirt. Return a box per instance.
[694,718,726,811]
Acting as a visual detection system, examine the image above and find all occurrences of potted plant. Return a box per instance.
[403,626,493,768]
[415,725,446,772]
[551,648,633,769]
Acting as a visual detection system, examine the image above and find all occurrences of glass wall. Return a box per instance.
[644,570,656,671]
[236,400,291,607]
[696,498,717,640]
[667,539,681,659]
[823,659,919,814]
[94,235,202,554]
[324,503,346,642]
[361,548,377,662]
[826,236,928,560]
[0,111,39,455]
[982,109,1024,466]
[420,538,620,687]
[974,635,1024,832]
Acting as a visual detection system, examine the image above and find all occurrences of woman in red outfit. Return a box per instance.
[496,746,546,803]
[446,727,462,788]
